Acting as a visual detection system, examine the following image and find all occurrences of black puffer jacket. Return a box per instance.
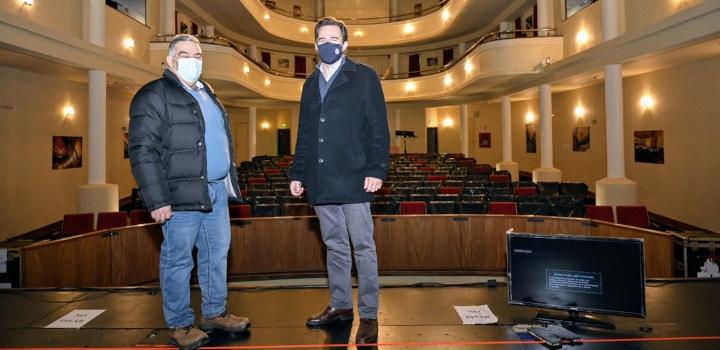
[128,69,241,212]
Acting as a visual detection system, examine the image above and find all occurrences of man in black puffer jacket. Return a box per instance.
[128,34,248,350]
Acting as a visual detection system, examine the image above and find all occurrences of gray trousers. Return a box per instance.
[314,202,379,319]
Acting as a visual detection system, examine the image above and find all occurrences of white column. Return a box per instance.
[532,84,562,182]
[458,42,467,56]
[204,24,215,37]
[460,104,469,157]
[87,0,105,46]
[161,0,176,35]
[248,107,257,159]
[496,96,519,181]
[391,52,400,78]
[78,0,117,218]
[248,44,258,61]
[390,0,399,21]
[596,64,637,208]
[602,0,620,41]
[290,107,299,152]
[537,0,553,36]
[315,0,324,19]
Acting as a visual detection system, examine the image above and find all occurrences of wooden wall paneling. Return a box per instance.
[22,233,112,287]
[376,215,465,271]
[110,225,162,286]
[233,218,326,275]
[591,222,674,278]
[463,215,529,273]
[531,216,592,236]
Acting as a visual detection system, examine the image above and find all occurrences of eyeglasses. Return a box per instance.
[317,37,342,45]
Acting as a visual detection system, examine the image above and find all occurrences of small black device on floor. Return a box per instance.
[527,324,582,349]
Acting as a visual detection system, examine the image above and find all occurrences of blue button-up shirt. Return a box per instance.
[183,81,230,181]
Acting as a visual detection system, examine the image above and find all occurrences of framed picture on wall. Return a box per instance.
[525,124,536,153]
[278,58,290,69]
[52,136,82,170]
[634,130,664,164]
[426,56,438,67]
[572,126,590,152]
[123,132,130,159]
[479,133,491,148]
[293,5,302,18]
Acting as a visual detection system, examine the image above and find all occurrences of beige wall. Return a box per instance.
[105,6,156,64]
[436,105,460,154]
[0,0,84,38]
[0,66,136,241]
[624,0,704,33]
[511,99,541,172]
[227,107,249,163]
[325,0,388,20]
[392,106,426,153]
[469,102,502,165]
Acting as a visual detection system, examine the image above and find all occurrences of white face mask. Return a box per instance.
[176,58,202,83]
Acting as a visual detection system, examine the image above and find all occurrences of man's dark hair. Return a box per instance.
[314,17,348,43]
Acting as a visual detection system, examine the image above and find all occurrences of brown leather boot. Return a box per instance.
[306,306,354,327]
[355,318,378,344]
[168,325,209,350]
[200,311,251,333]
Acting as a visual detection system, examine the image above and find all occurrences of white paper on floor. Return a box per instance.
[454,305,498,325]
[45,309,105,329]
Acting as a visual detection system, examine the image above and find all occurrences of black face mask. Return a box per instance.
[318,42,343,64]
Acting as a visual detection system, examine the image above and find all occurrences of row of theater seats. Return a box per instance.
[58,210,154,238]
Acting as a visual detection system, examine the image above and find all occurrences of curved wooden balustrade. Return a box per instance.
[21,215,674,288]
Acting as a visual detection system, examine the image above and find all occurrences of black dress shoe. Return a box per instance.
[355,318,378,344]
[306,306,354,327]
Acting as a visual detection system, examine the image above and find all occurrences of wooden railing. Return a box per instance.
[21,215,675,287]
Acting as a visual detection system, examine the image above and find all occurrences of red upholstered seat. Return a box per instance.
[247,177,267,184]
[513,187,538,196]
[61,213,95,237]
[489,174,510,184]
[438,187,462,195]
[229,204,251,218]
[400,201,427,215]
[96,211,128,231]
[426,175,447,182]
[616,206,651,229]
[129,210,154,225]
[584,205,615,223]
[488,202,517,215]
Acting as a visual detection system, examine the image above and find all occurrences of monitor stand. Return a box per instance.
[534,310,615,330]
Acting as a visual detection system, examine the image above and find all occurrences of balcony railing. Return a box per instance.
[153,28,561,80]
[261,0,450,24]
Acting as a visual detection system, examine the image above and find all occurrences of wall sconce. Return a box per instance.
[260,121,271,130]
[443,75,453,87]
[525,111,536,123]
[22,0,33,6]
[576,30,589,45]
[442,117,454,127]
[403,23,415,35]
[404,81,416,92]
[442,9,450,22]
[263,13,270,21]
[574,105,586,119]
[640,95,654,109]
[63,105,75,119]
[354,30,363,38]
[300,26,308,33]
[243,64,250,74]
[464,61,474,73]
[264,78,271,86]
[123,38,135,49]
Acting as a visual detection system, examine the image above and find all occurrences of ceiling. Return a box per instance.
[177,0,520,50]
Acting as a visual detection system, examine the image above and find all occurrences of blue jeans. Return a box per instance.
[159,181,231,328]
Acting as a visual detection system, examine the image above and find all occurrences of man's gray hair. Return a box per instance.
[168,34,200,56]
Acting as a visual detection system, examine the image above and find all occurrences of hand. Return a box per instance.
[364,177,383,193]
[151,205,173,224]
[290,181,304,196]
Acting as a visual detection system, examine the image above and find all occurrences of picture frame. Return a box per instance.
[478,133,491,148]
[634,130,664,164]
[525,124,537,153]
[52,136,82,170]
[572,126,590,152]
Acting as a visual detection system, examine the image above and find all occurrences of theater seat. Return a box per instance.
[61,213,95,237]
[409,193,434,202]
[439,187,462,195]
[371,201,400,215]
[489,174,510,184]
[129,210,154,225]
[616,206,651,229]
[551,204,585,218]
[537,182,561,196]
[428,201,457,214]
[459,201,488,214]
[253,203,278,217]
[585,205,614,223]
[518,202,551,215]
[489,202,517,215]
[513,187,538,196]
[96,211,128,231]
[229,204,251,218]
[281,203,315,216]
[400,201,427,215]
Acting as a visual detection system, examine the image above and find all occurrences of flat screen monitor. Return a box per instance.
[507,233,646,328]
